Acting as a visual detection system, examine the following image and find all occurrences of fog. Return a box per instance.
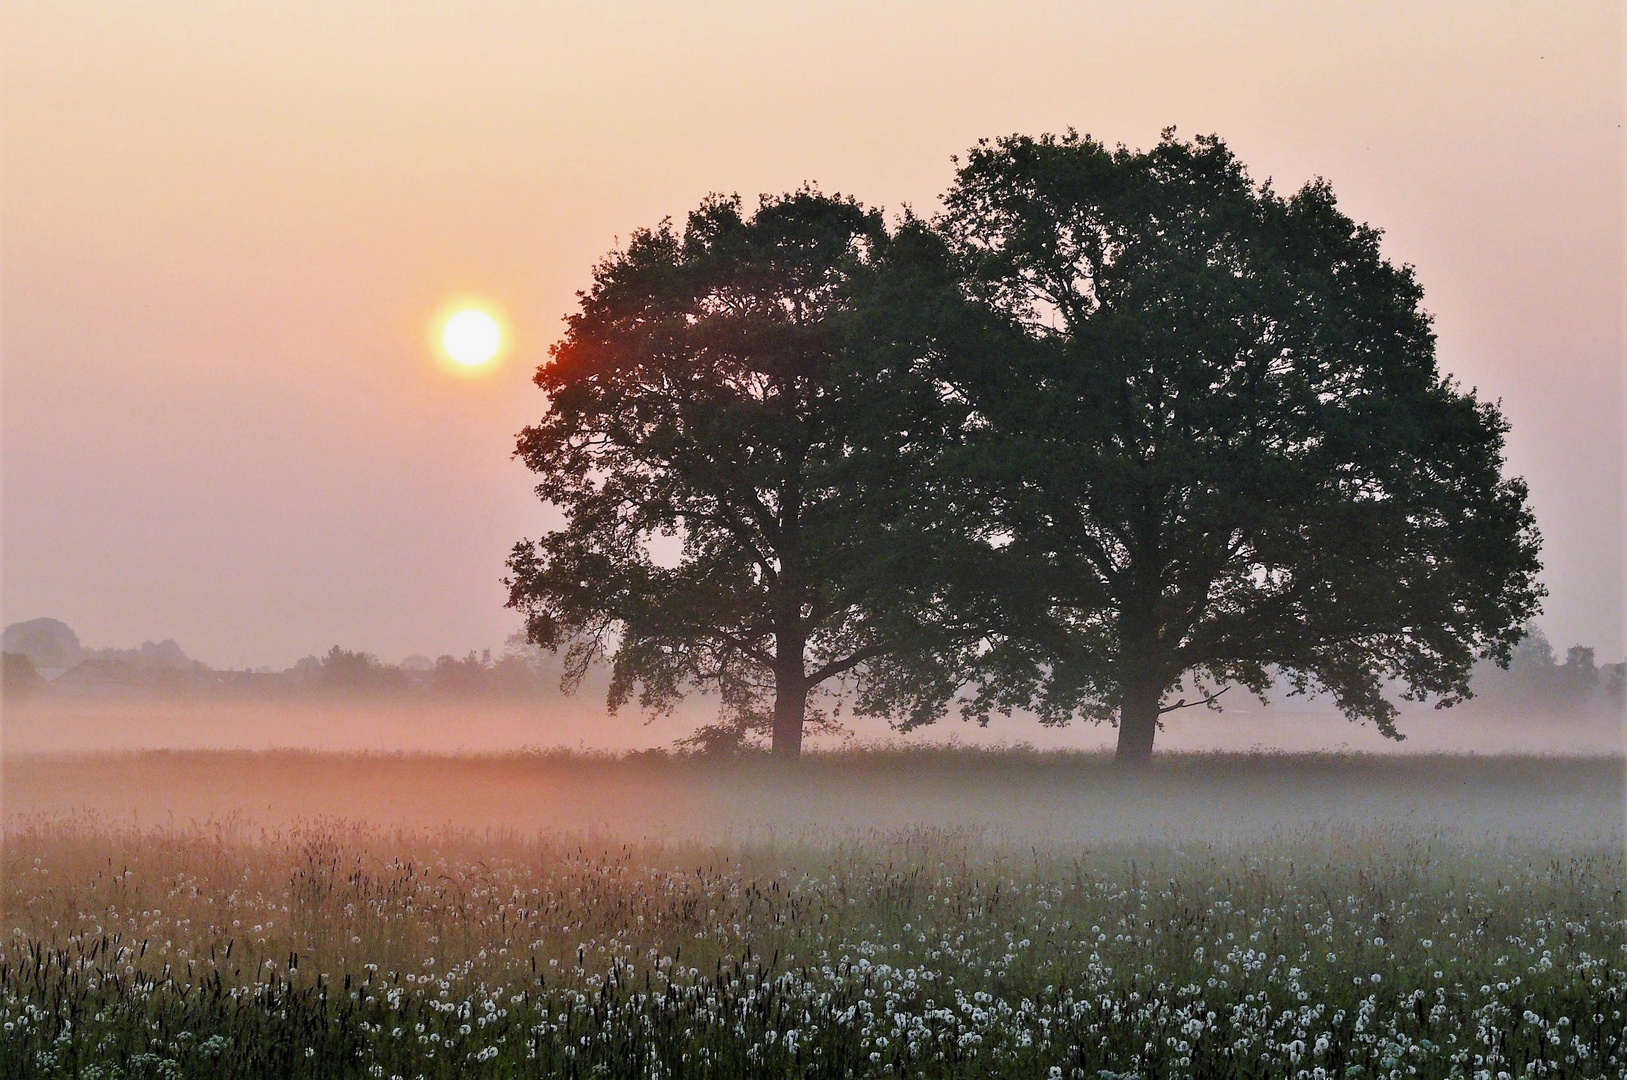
[3,746,1618,851]
[4,696,1624,760]
[4,696,1623,862]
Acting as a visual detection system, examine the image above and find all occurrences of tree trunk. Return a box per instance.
[1114,679,1162,767]
[771,678,808,758]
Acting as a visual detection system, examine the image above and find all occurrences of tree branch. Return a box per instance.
[806,644,891,686]
[1158,685,1229,714]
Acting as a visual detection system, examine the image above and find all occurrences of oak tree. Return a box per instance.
[921,131,1545,764]
[507,191,959,756]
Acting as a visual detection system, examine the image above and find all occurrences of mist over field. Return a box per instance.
[4,695,1624,761]
[5,746,1623,1079]
[2,746,1619,846]
[12,614,1620,1080]
[7,629,1621,1077]
[5,649,1623,1080]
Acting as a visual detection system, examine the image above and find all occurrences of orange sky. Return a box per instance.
[3,1,1622,667]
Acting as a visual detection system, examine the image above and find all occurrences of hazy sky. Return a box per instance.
[4,1,1623,668]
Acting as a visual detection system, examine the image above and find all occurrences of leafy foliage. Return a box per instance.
[508,133,1545,763]
[896,130,1546,759]
[508,191,961,753]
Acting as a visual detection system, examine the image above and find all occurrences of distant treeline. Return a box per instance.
[2,616,1620,721]
[1462,625,1624,721]
[1,618,561,703]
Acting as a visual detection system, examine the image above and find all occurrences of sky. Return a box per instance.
[3,0,1623,669]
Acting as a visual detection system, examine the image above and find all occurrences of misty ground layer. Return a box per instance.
[2,752,1623,1079]
[6,694,1625,759]
[3,746,1621,841]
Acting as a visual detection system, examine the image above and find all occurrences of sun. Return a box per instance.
[441,308,502,367]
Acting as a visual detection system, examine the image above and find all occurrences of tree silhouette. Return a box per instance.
[507,191,960,756]
[308,645,406,697]
[2,652,44,700]
[909,131,1545,764]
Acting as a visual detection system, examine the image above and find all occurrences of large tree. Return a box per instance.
[917,131,1544,764]
[506,191,960,756]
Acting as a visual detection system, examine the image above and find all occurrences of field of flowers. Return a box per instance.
[3,752,1623,1078]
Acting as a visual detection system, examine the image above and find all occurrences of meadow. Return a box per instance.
[2,749,1623,1078]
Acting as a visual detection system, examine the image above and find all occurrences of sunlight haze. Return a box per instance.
[3,0,1622,671]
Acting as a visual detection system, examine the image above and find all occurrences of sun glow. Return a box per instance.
[441,308,502,367]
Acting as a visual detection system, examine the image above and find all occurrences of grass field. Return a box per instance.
[2,749,1623,1078]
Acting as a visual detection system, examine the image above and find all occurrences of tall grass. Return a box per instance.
[4,793,1623,1078]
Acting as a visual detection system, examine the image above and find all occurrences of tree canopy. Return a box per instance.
[511,133,1545,764]
[898,130,1545,763]
[507,190,962,755]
